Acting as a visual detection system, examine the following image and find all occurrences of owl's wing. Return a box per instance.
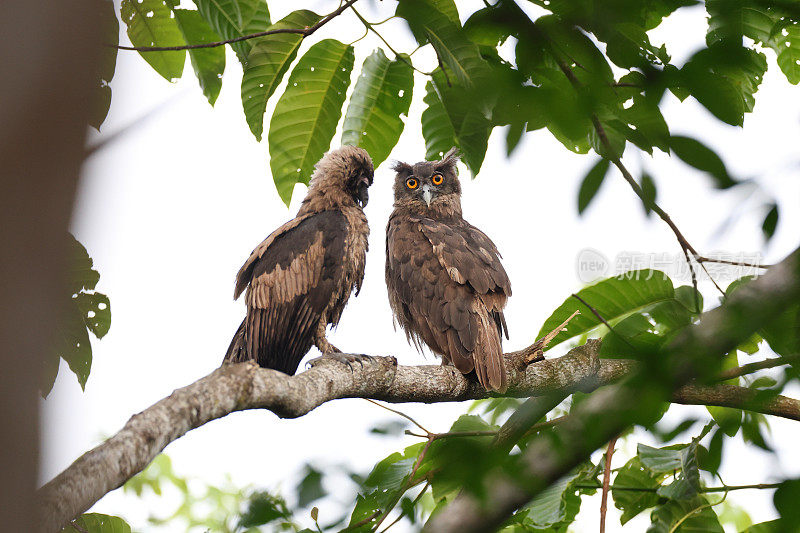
[386,216,510,390]
[233,210,348,373]
[418,218,511,299]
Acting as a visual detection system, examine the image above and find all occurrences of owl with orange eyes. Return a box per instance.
[385,148,512,391]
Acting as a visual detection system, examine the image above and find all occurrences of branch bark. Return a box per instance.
[39,332,800,531]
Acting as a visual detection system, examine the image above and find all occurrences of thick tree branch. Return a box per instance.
[115,0,358,52]
[39,327,800,532]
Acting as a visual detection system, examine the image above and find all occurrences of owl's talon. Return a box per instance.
[307,353,374,370]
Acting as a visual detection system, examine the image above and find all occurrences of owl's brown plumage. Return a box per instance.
[224,146,374,374]
[385,148,511,391]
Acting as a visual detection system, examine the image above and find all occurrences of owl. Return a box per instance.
[385,148,512,391]
[224,146,374,374]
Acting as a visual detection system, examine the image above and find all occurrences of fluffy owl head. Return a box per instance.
[391,147,461,215]
[307,145,374,208]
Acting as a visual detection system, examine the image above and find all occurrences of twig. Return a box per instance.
[695,255,771,269]
[571,293,615,332]
[717,355,800,381]
[599,435,619,533]
[378,480,430,533]
[115,0,358,52]
[350,6,429,74]
[574,482,781,492]
[365,399,432,436]
[373,439,434,530]
[343,510,381,531]
[669,491,727,533]
[68,521,89,533]
[406,429,498,440]
[505,310,580,364]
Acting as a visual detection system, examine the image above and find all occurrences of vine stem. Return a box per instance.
[114,0,359,52]
[599,435,619,533]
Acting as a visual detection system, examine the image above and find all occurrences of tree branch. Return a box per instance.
[114,0,358,52]
[38,330,800,531]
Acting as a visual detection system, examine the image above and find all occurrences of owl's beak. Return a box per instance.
[421,184,433,207]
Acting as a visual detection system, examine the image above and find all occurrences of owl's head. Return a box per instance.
[391,147,461,216]
[305,145,374,209]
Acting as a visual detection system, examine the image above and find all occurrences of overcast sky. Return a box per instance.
[41,1,800,531]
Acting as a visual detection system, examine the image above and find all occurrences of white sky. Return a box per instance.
[42,1,800,531]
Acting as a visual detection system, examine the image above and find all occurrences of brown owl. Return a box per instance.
[224,146,374,374]
[385,148,512,391]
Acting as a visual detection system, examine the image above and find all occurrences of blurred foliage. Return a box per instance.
[45,234,112,397]
[81,0,800,531]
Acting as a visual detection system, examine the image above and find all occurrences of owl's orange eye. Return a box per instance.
[406,177,419,189]
[432,174,444,186]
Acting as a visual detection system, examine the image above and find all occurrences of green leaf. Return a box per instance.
[536,270,675,350]
[423,70,492,175]
[707,352,743,437]
[647,496,724,532]
[421,80,458,165]
[74,292,111,339]
[396,0,460,42]
[68,234,100,294]
[772,479,800,528]
[195,0,270,63]
[296,465,325,508]
[638,444,684,473]
[669,136,736,188]
[341,49,414,168]
[613,457,662,524]
[173,9,226,105]
[728,275,800,356]
[743,520,781,533]
[679,45,766,126]
[63,513,131,533]
[775,23,800,84]
[761,203,779,240]
[268,39,354,205]
[91,0,119,130]
[238,491,292,528]
[523,470,583,529]
[640,171,657,216]
[577,158,610,215]
[241,10,321,141]
[120,0,186,81]
[398,0,491,93]
[706,0,775,46]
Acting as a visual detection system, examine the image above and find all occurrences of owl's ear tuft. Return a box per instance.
[392,161,413,175]
[436,147,461,173]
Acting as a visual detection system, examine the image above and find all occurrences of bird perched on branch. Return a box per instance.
[385,148,512,391]
[224,146,374,374]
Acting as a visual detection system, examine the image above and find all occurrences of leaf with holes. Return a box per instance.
[174,9,225,105]
[120,0,186,81]
[241,10,321,140]
[536,270,676,350]
[63,513,132,533]
[195,0,270,63]
[268,39,354,205]
[342,49,413,168]
[774,22,800,84]
[421,80,458,164]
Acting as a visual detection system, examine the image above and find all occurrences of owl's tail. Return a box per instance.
[473,304,507,392]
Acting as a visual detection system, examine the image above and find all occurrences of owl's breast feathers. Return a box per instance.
[385,213,511,390]
[227,208,368,374]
